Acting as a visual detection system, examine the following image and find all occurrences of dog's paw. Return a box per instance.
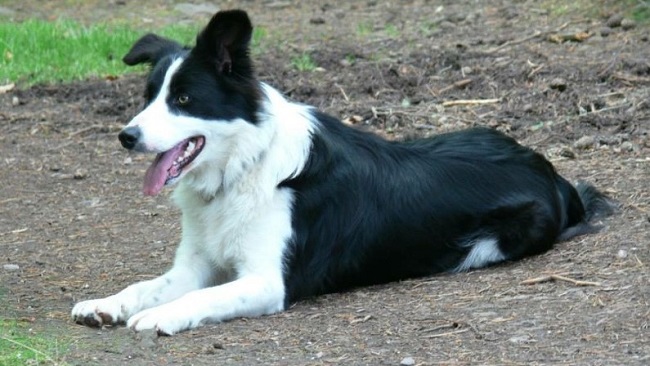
[71,296,131,327]
[127,303,200,336]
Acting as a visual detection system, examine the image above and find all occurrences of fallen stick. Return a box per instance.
[611,72,650,84]
[423,328,469,339]
[520,274,601,286]
[442,98,500,107]
[438,78,473,94]
[0,83,16,94]
[486,21,572,53]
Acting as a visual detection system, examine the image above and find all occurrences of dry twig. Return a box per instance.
[442,98,500,107]
[520,274,601,286]
[437,78,473,95]
[486,21,572,53]
[423,328,469,339]
[612,73,650,84]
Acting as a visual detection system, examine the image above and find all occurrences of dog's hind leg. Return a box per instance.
[454,200,559,272]
[71,247,214,328]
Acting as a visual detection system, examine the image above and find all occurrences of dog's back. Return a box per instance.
[282,124,612,303]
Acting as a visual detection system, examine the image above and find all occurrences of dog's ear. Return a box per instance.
[123,34,185,66]
[194,10,253,74]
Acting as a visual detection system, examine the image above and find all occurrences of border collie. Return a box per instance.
[72,10,612,335]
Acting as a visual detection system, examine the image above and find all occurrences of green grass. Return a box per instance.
[0,320,68,366]
[356,21,373,37]
[291,53,317,72]
[0,19,198,86]
[0,288,68,365]
[384,24,400,38]
[631,0,650,22]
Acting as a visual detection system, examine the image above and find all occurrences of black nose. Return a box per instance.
[118,127,141,150]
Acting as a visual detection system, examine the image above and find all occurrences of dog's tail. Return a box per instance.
[557,180,615,242]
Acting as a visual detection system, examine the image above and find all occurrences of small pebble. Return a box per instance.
[599,27,612,37]
[523,104,534,113]
[12,96,20,106]
[135,328,158,349]
[549,77,567,92]
[74,168,89,180]
[574,135,595,149]
[339,58,352,67]
[621,18,636,31]
[447,13,467,23]
[400,357,416,366]
[439,21,456,30]
[461,66,473,75]
[605,14,624,28]
[558,146,576,159]
[3,264,20,271]
[617,249,628,259]
[620,141,635,152]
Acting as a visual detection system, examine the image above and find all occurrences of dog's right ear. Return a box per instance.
[122,34,184,66]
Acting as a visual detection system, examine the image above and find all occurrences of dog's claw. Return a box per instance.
[81,314,101,327]
[98,312,114,325]
[156,327,171,337]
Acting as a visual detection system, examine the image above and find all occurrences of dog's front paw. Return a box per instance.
[127,303,200,336]
[71,295,132,328]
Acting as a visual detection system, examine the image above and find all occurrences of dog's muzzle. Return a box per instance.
[118,126,141,150]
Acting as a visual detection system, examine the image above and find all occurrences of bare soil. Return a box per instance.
[1,1,649,365]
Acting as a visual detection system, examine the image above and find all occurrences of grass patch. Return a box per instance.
[419,22,439,37]
[631,0,650,22]
[0,288,68,365]
[0,19,198,86]
[250,26,267,50]
[291,53,317,72]
[384,24,400,38]
[356,21,373,37]
[0,320,68,366]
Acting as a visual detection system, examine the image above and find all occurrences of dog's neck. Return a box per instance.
[173,83,316,204]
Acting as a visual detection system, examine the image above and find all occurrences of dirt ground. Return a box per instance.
[1,0,649,365]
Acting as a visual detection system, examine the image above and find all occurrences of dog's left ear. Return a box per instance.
[195,9,253,74]
[122,34,185,66]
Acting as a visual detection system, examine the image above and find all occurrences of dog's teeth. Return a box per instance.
[187,141,195,151]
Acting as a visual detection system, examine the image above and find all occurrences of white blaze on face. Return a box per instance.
[125,58,197,153]
[123,57,207,196]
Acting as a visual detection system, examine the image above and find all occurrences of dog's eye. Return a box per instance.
[176,94,190,105]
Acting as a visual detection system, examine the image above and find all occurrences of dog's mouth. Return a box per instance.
[143,136,205,196]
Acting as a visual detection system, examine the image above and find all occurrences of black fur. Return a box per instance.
[123,10,260,123]
[281,118,612,304]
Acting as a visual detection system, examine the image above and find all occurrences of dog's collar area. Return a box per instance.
[143,136,205,196]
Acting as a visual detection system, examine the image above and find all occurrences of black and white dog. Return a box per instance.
[72,10,611,335]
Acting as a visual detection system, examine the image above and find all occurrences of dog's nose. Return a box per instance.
[118,126,141,150]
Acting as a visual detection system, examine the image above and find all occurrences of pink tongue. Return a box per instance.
[142,141,187,196]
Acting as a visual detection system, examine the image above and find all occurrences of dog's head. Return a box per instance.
[119,10,262,196]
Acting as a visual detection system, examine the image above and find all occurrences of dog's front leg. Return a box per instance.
[71,251,212,328]
[126,272,285,335]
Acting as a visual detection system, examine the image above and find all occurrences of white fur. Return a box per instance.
[126,58,188,153]
[454,238,505,272]
[71,62,315,334]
